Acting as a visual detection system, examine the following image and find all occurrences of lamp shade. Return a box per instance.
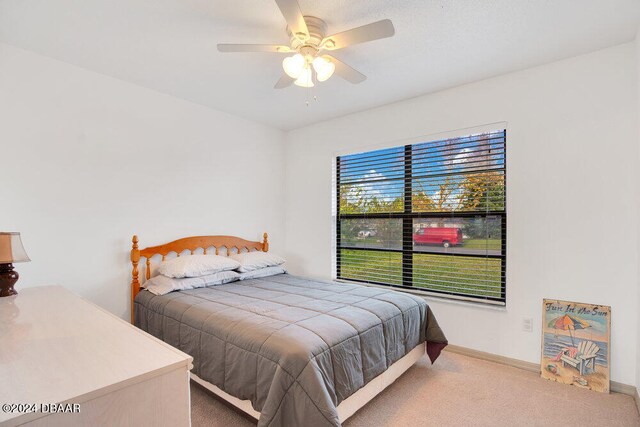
[312,56,335,82]
[294,67,314,88]
[0,233,30,263]
[283,54,305,79]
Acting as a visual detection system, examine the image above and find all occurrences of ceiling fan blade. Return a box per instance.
[327,55,366,84]
[322,19,395,50]
[274,74,295,89]
[274,0,309,38]
[217,44,292,53]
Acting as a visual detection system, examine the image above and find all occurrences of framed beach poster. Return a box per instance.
[540,299,611,393]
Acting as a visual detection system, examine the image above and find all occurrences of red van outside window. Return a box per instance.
[413,227,463,248]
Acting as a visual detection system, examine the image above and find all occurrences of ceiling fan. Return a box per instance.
[217,0,395,89]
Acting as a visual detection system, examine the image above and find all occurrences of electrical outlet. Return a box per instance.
[522,317,533,332]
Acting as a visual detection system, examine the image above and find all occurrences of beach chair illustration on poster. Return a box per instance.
[560,340,600,376]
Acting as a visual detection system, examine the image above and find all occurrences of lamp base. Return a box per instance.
[0,263,18,297]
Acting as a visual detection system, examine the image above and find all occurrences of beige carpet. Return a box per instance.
[190,351,640,426]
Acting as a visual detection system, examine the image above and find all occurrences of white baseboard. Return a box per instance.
[443,344,638,399]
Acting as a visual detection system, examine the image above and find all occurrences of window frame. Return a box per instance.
[335,130,507,305]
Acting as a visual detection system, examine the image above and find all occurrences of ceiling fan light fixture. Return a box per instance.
[219,0,395,89]
[283,53,305,78]
[312,56,335,82]
[294,67,314,88]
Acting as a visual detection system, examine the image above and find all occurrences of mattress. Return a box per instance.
[135,273,447,427]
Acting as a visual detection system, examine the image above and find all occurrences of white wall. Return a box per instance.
[284,43,639,385]
[0,43,286,320]
[636,30,640,394]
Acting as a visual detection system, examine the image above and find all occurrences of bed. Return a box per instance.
[130,234,447,427]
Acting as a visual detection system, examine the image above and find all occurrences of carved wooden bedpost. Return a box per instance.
[131,235,140,324]
[263,233,269,252]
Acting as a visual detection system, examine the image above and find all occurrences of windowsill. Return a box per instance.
[335,279,507,310]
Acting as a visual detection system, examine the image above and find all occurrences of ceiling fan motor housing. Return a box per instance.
[288,16,327,52]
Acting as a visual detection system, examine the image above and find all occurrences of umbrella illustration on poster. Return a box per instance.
[548,314,591,346]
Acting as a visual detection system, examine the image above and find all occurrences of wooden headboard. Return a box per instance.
[130,233,269,323]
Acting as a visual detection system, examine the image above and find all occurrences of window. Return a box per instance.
[336,130,506,304]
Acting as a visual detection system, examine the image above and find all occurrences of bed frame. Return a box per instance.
[129,233,425,424]
[191,345,425,423]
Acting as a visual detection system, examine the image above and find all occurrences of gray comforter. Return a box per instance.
[135,274,447,427]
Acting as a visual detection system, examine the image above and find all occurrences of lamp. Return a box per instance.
[284,53,335,86]
[312,56,335,82]
[0,232,30,297]
[282,54,305,79]
[294,67,314,88]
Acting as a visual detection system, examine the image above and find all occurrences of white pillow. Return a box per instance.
[145,270,240,295]
[158,254,240,278]
[238,266,286,280]
[229,251,285,273]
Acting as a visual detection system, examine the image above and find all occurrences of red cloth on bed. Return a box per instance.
[426,341,448,363]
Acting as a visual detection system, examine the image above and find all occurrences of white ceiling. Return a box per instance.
[1,0,639,130]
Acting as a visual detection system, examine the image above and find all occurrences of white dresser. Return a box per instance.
[0,286,193,427]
